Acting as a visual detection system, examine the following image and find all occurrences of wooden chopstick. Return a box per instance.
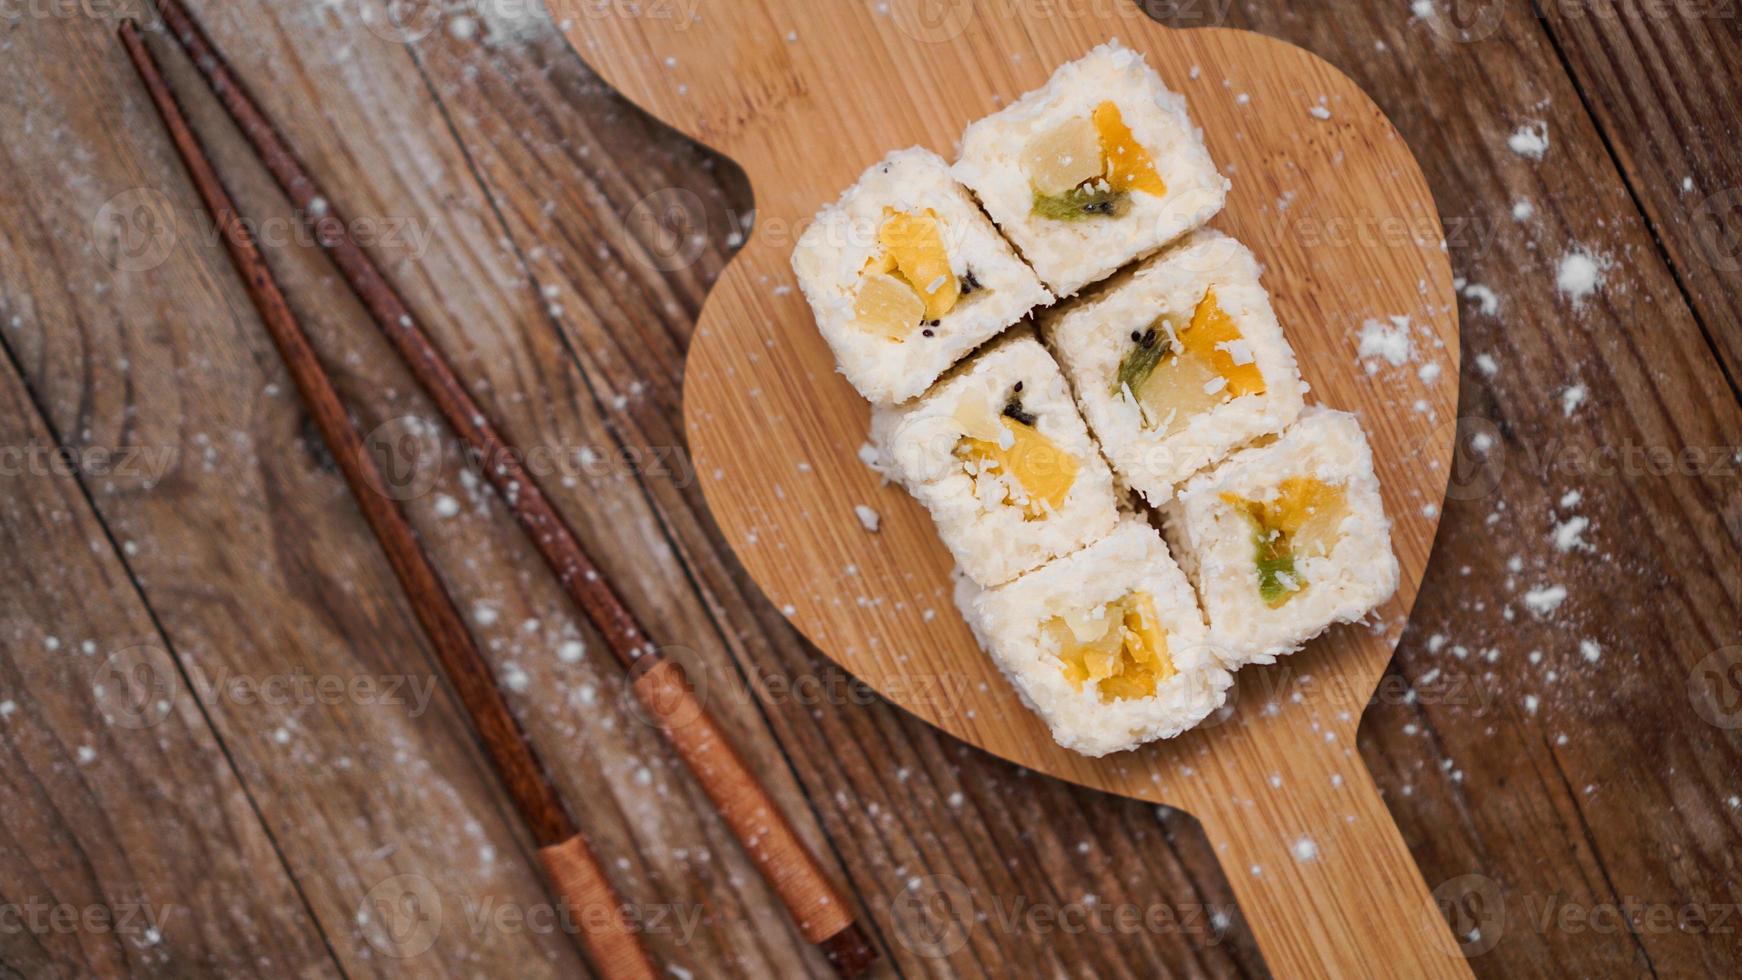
[118,20,658,980]
[144,2,877,974]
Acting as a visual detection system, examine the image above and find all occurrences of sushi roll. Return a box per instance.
[954,519,1233,757]
[1160,407,1399,667]
[1039,229,1306,505]
[792,147,1053,405]
[952,41,1229,298]
[872,330,1119,587]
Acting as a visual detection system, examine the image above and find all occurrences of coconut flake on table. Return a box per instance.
[1418,361,1443,383]
[1559,383,1587,417]
[1556,250,1604,304]
[1459,282,1500,316]
[1522,584,1568,616]
[1552,515,1590,552]
[1512,199,1535,221]
[1356,315,1414,372]
[1507,121,1549,159]
[1474,353,1499,377]
[1560,489,1582,508]
[1580,639,1602,662]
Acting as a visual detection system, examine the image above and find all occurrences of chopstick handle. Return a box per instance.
[629,657,876,974]
[119,21,659,980]
[539,836,660,980]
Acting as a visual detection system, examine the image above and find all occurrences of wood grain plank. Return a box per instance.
[0,11,600,978]
[1529,0,1742,386]
[370,7,1274,978]
[0,343,339,976]
[1179,1,1742,976]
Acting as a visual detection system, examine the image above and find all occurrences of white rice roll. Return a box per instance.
[955,519,1234,757]
[872,330,1119,587]
[1039,229,1306,505]
[952,40,1228,298]
[1161,407,1399,667]
[792,147,1052,405]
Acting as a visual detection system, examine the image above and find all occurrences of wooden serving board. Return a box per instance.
[557,3,1465,975]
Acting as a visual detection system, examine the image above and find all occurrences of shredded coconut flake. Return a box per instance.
[853,504,882,533]
[1556,251,1603,303]
[1507,122,1549,159]
[1523,585,1568,616]
[1560,384,1587,417]
[1552,515,1589,552]
[1357,316,1414,370]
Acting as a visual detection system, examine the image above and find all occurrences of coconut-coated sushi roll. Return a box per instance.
[954,519,1233,757]
[792,147,1053,405]
[952,41,1228,298]
[1160,407,1399,667]
[1039,230,1306,505]
[872,330,1118,587]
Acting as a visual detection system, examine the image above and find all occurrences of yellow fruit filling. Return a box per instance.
[1044,592,1177,702]
[1091,101,1167,196]
[1220,477,1350,607]
[952,390,1078,520]
[1025,101,1166,220]
[1112,288,1267,435]
[853,209,960,339]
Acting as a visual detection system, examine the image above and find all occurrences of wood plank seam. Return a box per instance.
[391,41,894,966]
[0,334,348,977]
[1524,10,1742,409]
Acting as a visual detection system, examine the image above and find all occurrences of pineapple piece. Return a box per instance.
[853,271,924,340]
[1178,288,1264,396]
[1221,477,1350,607]
[956,416,1079,519]
[1046,592,1177,702]
[1091,101,1166,197]
[1117,288,1266,433]
[1021,117,1105,196]
[877,210,959,321]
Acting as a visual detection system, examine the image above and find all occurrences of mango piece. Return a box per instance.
[853,271,924,341]
[957,416,1078,519]
[1021,116,1105,196]
[1178,288,1265,397]
[876,210,959,321]
[1091,101,1166,197]
[1221,477,1349,607]
[1047,592,1177,702]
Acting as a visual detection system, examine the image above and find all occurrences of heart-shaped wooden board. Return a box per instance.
[557,2,1466,975]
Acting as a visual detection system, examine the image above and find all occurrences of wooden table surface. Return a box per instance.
[1,1,1737,977]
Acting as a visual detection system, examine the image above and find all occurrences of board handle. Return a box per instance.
[1191,750,1474,979]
